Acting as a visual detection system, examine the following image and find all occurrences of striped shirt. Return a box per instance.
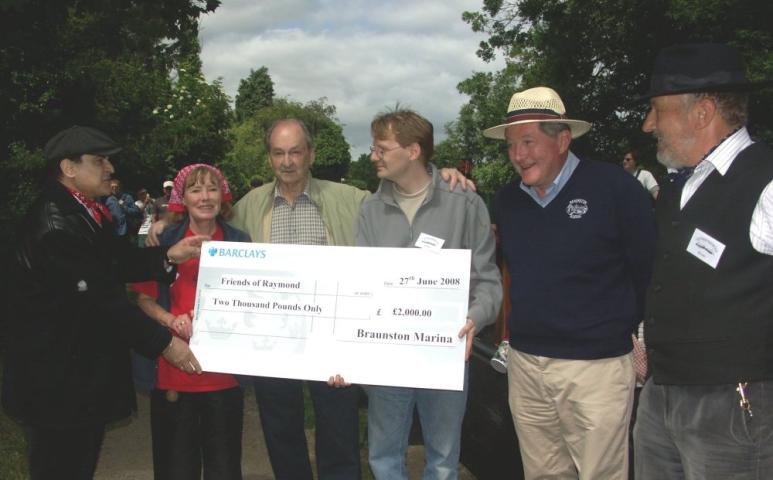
[681,127,773,255]
[270,182,328,246]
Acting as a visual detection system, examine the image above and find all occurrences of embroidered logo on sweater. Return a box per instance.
[566,199,588,219]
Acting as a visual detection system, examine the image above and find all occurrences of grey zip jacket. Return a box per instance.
[355,164,502,330]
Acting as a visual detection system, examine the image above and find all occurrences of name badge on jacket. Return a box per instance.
[686,228,726,268]
[415,232,445,251]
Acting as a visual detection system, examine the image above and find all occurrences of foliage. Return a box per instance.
[142,60,233,177]
[459,0,773,192]
[0,143,45,247]
[221,97,351,199]
[0,0,225,246]
[346,153,380,193]
[314,124,351,182]
[434,64,521,203]
[234,67,275,122]
[0,360,28,479]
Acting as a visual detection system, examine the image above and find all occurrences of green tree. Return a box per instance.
[435,65,521,203]
[234,67,275,122]
[221,97,351,199]
[462,0,773,169]
[0,0,224,246]
[347,152,380,192]
[141,59,232,176]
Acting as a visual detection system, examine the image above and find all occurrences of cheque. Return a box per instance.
[190,241,471,390]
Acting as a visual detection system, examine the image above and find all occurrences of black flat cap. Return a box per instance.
[635,43,773,101]
[44,125,122,162]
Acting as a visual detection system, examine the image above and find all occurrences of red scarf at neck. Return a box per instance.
[65,186,113,226]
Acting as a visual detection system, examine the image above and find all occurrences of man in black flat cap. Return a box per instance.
[634,43,773,480]
[1,125,209,479]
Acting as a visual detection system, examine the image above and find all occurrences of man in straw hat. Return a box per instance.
[633,42,773,480]
[1,125,207,479]
[484,86,656,479]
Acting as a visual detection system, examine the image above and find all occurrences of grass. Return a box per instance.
[0,361,29,480]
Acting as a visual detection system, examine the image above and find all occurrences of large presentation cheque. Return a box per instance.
[191,241,471,390]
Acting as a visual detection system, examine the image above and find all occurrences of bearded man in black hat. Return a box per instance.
[634,43,773,479]
[1,125,208,479]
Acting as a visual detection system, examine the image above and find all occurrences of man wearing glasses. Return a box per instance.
[330,109,501,479]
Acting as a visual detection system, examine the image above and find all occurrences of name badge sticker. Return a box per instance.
[686,228,726,269]
[415,232,445,251]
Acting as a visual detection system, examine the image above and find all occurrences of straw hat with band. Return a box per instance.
[483,86,592,140]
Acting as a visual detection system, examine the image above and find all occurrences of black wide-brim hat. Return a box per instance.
[44,125,122,163]
[634,42,773,102]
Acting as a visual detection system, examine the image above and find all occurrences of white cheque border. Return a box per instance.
[190,241,471,390]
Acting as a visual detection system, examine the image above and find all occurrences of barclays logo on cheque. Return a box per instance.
[208,246,267,259]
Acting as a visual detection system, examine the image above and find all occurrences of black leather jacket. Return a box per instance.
[2,181,174,427]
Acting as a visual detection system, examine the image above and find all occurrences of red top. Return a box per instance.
[133,225,238,392]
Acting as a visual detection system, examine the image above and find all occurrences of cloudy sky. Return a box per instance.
[198,0,505,158]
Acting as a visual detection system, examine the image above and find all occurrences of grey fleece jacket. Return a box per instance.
[355,164,502,330]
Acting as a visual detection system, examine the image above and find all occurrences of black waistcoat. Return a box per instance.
[645,142,773,385]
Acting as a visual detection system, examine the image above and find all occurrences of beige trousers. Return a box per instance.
[507,348,635,480]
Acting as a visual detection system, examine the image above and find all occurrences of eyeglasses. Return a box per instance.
[369,144,402,159]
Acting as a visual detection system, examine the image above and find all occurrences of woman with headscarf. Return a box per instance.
[133,163,250,479]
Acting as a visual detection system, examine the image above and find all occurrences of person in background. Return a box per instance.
[1,125,204,480]
[153,180,174,221]
[133,163,250,480]
[135,188,155,247]
[634,42,773,480]
[484,86,656,479]
[105,178,141,237]
[622,149,660,200]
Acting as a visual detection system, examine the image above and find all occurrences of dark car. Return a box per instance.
[460,324,524,479]
[459,236,525,479]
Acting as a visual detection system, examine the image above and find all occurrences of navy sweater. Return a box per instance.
[495,158,656,359]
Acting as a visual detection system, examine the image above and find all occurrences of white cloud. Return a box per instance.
[199,0,505,158]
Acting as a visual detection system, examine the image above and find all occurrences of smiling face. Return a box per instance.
[505,122,571,196]
[60,154,115,199]
[182,169,222,223]
[642,94,698,170]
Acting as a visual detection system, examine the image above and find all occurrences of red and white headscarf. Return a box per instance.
[167,163,233,213]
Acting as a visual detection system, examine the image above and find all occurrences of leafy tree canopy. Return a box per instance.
[346,153,380,193]
[221,97,351,200]
[458,0,773,196]
[0,0,225,247]
[234,66,275,122]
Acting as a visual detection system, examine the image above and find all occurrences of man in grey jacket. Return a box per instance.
[336,109,501,479]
